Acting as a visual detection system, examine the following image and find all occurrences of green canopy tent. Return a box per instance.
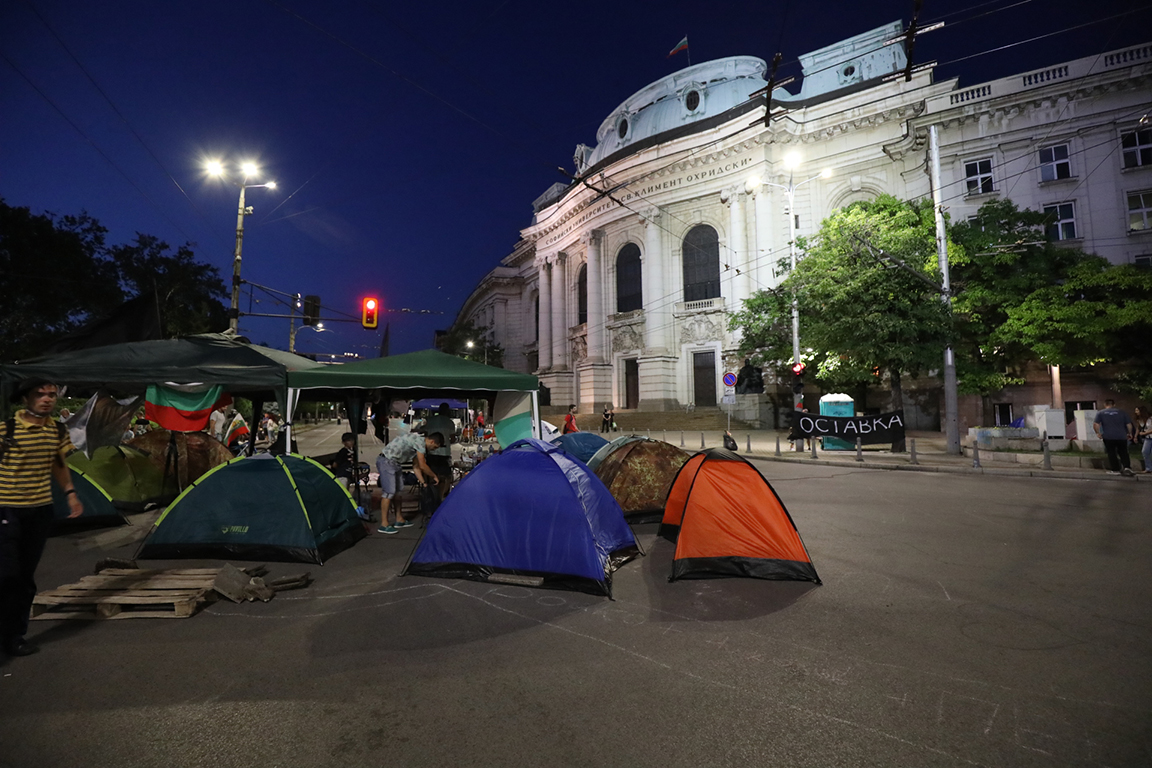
[136,453,366,564]
[287,349,543,447]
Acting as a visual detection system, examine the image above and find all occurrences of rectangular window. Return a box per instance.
[1043,202,1076,240]
[1135,255,1152,269]
[1039,144,1071,181]
[965,158,994,195]
[1129,190,1152,232]
[1122,129,1152,169]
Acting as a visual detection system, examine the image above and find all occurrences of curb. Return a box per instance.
[744,453,1148,481]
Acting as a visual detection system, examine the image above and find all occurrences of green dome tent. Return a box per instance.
[136,454,366,564]
[51,467,126,527]
[67,445,169,509]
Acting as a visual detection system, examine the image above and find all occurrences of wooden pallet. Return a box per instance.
[31,568,223,620]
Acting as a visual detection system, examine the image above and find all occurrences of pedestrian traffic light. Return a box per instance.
[302,295,321,326]
[361,297,379,329]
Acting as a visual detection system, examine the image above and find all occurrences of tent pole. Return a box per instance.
[531,389,541,440]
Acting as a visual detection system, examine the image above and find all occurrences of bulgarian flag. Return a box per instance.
[225,414,250,447]
[145,383,223,432]
[668,36,688,58]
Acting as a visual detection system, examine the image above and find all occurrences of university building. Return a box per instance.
[454,21,1152,429]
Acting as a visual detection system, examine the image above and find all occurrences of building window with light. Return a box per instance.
[577,264,587,325]
[1039,144,1071,182]
[616,243,642,312]
[1043,202,1077,241]
[964,158,994,195]
[1122,129,1152,169]
[1128,190,1152,232]
[682,225,721,301]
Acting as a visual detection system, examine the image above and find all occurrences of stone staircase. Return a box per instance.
[543,407,753,434]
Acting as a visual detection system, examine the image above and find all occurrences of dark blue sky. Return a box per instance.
[3,1,1149,359]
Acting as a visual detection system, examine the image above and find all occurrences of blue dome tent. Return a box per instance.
[550,431,609,464]
[403,439,640,596]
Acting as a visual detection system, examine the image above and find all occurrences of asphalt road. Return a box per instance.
[2,427,1149,768]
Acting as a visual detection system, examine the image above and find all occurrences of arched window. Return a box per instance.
[682,225,720,301]
[616,243,642,312]
[577,264,588,325]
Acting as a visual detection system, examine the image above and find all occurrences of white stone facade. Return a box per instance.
[454,26,1152,415]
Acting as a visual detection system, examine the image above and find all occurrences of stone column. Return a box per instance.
[753,183,774,289]
[730,189,749,303]
[643,210,667,353]
[585,230,605,364]
[551,252,568,370]
[537,259,552,371]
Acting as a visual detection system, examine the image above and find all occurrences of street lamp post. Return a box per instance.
[466,339,488,366]
[206,160,275,334]
[754,154,832,409]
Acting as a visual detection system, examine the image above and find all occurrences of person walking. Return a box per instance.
[563,404,579,434]
[1134,405,1152,473]
[0,378,83,657]
[1093,399,1135,476]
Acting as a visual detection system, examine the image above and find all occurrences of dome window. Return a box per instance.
[617,117,630,140]
[685,89,700,111]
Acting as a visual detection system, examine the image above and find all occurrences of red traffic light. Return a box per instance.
[791,362,806,375]
[362,297,379,329]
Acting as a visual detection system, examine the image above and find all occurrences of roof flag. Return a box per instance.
[668,36,689,58]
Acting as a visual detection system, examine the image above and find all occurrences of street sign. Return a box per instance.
[721,395,736,405]
[722,372,737,387]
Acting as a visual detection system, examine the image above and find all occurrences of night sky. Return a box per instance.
[3,1,1149,359]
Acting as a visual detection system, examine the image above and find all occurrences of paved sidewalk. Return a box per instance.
[620,427,1150,482]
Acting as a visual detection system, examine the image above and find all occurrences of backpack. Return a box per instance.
[0,417,68,466]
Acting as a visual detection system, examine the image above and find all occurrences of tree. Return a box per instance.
[110,234,228,337]
[792,196,951,425]
[998,260,1152,400]
[947,199,1094,420]
[0,200,123,361]
[437,319,503,367]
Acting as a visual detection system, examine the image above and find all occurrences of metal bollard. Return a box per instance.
[647,429,651,439]
[662,430,666,443]
[775,435,781,456]
[810,437,818,459]
[680,431,685,447]
[855,437,863,462]
[746,434,752,452]
[1043,438,1052,470]
[972,443,981,468]
[909,438,918,465]
[701,432,706,449]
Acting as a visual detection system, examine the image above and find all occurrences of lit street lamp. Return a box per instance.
[465,339,487,366]
[752,153,832,410]
[206,160,276,333]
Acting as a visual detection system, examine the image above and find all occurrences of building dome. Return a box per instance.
[578,57,768,172]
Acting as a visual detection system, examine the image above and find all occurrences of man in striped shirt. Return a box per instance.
[1,378,82,657]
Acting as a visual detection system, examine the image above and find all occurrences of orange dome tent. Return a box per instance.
[660,448,820,583]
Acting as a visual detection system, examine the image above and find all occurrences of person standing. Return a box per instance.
[563,404,579,434]
[0,378,83,657]
[1093,399,1135,476]
[600,403,614,434]
[375,431,443,534]
[1133,405,1152,474]
[423,403,456,499]
[207,404,227,442]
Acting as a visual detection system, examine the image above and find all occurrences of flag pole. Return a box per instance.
[686,36,691,66]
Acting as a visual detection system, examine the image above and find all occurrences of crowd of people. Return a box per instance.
[1093,399,1152,476]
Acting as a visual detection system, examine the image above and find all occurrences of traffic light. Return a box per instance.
[302,295,321,326]
[791,361,806,395]
[361,297,379,329]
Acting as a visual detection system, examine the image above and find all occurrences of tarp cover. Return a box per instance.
[288,349,538,395]
[137,453,365,564]
[405,438,639,596]
[661,448,820,583]
[0,333,320,401]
